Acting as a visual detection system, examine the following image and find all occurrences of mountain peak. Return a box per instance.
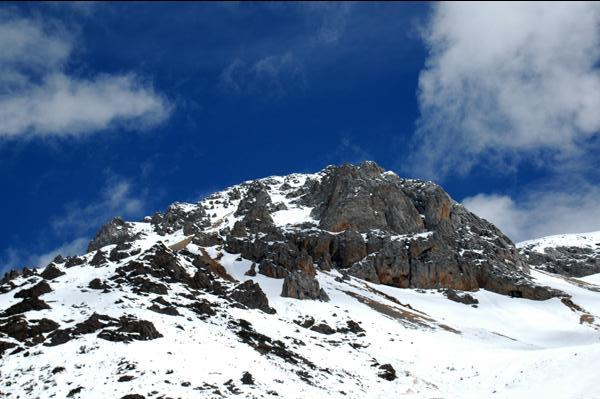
[1,163,599,398]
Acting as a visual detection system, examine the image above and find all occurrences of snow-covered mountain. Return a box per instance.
[2,162,600,399]
[518,231,600,278]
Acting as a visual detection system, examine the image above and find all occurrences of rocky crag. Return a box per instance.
[518,231,600,277]
[1,161,591,399]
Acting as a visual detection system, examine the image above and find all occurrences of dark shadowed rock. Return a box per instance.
[377,363,397,381]
[310,322,336,335]
[14,281,52,299]
[1,269,21,284]
[303,162,424,234]
[520,243,600,278]
[90,250,108,267]
[241,371,255,385]
[88,279,110,290]
[88,217,138,252]
[97,316,162,342]
[0,315,59,343]
[0,341,18,357]
[65,256,85,268]
[230,280,276,314]
[40,264,65,280]
[445,289,479,305]
[152,203,210,236]
[281,271,329,301]
[2,297,51,316]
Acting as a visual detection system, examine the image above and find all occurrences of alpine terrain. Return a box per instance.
[1,161,599,399]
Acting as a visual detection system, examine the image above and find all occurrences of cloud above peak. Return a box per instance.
[0,12,171,138]
[410,2,600,179]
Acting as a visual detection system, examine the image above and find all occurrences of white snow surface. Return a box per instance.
[2,181,600,398]
[517,230,600,253]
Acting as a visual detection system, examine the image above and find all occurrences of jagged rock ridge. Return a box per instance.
[518,231,600,277]
[1,161,599,399]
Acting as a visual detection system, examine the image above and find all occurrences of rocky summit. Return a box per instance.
[1,161,600,399]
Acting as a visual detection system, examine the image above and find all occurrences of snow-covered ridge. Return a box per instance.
[518,231,600,253]
[2,162,600,398]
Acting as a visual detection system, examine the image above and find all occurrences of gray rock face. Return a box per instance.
[303,162,424,234]
[519,244,600,277]
[281,271,329,301]
[87,217,138,252]
[221,162,560,300]
[151,203,210,236]
[230,280,276,314]
[77,161,562,302]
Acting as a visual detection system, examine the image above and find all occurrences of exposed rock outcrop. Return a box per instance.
[88,217,139,252]
[230,280,276,314]
[281,271,329,301]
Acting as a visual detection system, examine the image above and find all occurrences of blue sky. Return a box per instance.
[1,2,600,272]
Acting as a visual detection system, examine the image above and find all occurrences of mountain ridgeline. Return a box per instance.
[4,161,600,399]
[85,161,559,300]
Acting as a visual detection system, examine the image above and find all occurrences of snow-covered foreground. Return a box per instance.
[1,231,600,399]
[2,167,600,399]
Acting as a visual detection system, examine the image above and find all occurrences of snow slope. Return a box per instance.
[1,171,600,399]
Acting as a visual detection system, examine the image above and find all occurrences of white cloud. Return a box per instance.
[1,176,146,273]
[0,12,170,138]
[52,176,145,235]
[462,184,600,242]
[0,237,88,272]
[306,2,352,45]
[411,2,600,179]
[220,52,305,97]
[31,237,89,268]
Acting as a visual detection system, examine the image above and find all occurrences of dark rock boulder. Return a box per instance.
[97,316,162,342]
[14,281,52,299]
[88,279,110,290]
[1,269,21,284]
[65,256,85,268]
[2,297,51,316]
[45,313,120,346]
[90,250,108,267]
[88,217,138,252]
[281,271,329,301]
[230,280,276,314]
[310,322,336,335]
[445,289,479,305]
[0,315,59,343]
[0,341,18,358]
[241,371,255,385]
[189,300,216,317]
[153,203,210,236]
[377,363,397,381]
[40,264,65,280]
[519,243,600,277]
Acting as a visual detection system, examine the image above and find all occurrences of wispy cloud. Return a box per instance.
[52,176,145,235]
[220,52,306,97]
[306,2,353,46]
[0,10,171,138]
[463,183,600,242]
[1,175,147,273]
[409,2,600,180]
[219,3,354,97]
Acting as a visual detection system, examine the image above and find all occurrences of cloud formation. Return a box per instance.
[0,12,170,138]
[220,52,306,97]
[411,2,600,179]
[52,176,145,235]
[1,176,146,273]
[462,184,600,243]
